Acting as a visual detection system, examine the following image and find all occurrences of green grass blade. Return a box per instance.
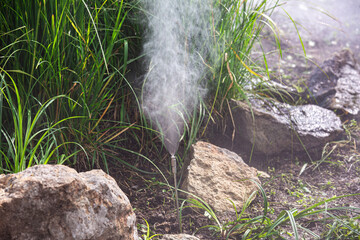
[81,0,109,74]
[286,209,299,240]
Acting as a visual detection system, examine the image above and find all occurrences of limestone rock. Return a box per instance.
[160,234,200,240]
[0,165,138,240]
[231,97,343,155]
[181,141,259,217]
[307,48,360,117]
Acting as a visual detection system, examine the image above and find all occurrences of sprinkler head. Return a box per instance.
[171,154,181,233]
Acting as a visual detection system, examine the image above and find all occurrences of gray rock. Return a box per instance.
[231,97,343,155]
[308,48,360,117]
[181,141,259,218]
[0,165,138,240]
[160,234,200,240]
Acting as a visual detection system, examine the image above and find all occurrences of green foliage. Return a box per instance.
[0,0,285,171]
[0,72,83,173]
[138,218,162,240]
[211,0,280,101]
[0,0,295,171]
[0,0,140,171]
[200,0,284,142]
[182,183,360,239]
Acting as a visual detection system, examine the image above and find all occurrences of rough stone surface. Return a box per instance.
[181,141,259,217]
[308,48,360,117]
[160,234,200,240]
[231,97,343,155]
[0,165,138,240]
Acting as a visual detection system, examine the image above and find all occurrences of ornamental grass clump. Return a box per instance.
[0,0,140,171]
[0,72,83,173]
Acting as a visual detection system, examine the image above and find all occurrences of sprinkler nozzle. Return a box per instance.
[171,155,181,233]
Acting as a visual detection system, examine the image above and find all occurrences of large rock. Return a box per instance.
[181,141,259,218]
[307,48,360,117]
[231,97,343,156]
[0,165,138,240]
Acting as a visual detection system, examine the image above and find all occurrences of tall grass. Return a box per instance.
[0,71,83,173]
[0,0,292,170]
[0,0,140,172]
[209,0,281,104]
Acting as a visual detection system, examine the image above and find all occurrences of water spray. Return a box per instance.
[141,0,215,233]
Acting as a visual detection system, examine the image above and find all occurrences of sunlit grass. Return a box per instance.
[0,0,140,172]
[0,71,84,173]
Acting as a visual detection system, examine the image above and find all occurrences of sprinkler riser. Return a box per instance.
[171,154,181,232]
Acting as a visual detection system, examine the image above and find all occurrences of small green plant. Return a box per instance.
[321,215,360,240]
[138,218,161,240]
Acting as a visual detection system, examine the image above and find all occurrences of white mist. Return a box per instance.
[141,0,214,155]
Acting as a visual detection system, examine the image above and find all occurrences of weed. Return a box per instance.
[138,218,161,240]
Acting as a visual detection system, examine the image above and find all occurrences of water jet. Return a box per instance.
[141,0,215,232]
